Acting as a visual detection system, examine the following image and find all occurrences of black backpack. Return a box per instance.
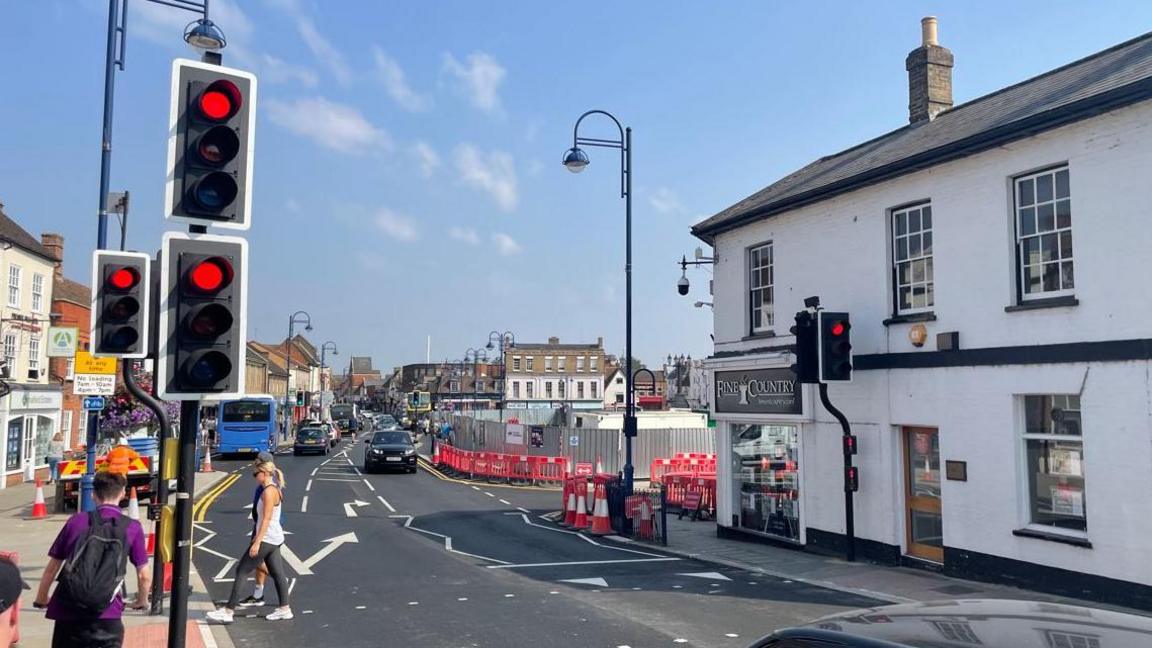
[57,511,129,617]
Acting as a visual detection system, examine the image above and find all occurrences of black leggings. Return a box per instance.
[226,542,290,609]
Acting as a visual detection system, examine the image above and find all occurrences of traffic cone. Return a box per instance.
[596,455,604,475]
[127,487,140,521]
[432,440,441,465]
[638,499,654,539]
[562,478,577,527]
[30,479,47,519]
[589,481,612,535]
[573,481,589,529]
[162,562,173,593]
[199,447,214,473]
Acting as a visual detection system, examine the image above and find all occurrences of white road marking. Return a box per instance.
[305,480,313,492]
[498,499,511,505]
[212,559,238,582]
[672,585,683,589]
[197,621,219,648]
[503,594,514,598]
[673,639,688,644]
[355,605,366,610]
[310,467,318,477]
[344,500,370,517]
[298,533,360,571]
[376,495,395,512]
[511,513,666,557]
[352,467,362,476]
[471,486,480,491]
[362,480,376,491]
[559,577,609,587]
[408,601,418,606]
[280,545,313,576]
[725,634,739,638]
[678,571,731,581]
[315,478,361,482]
[457,597,468,601]
[301,496,309,513]
[489,558,679,569]
[388,514,509,564]
[320,458,331,466]
[484,492,495,498]
[196,545,235,562]
[517,507,530,514]
[302,610,314,614]
[549,591,559,595]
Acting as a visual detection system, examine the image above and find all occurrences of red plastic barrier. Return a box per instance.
[437,444,568,483]
[663,472,717,516]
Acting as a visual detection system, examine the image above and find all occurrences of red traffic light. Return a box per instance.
[831,321,846,337]
[187,257,233,293]
[108,267,140,290]
[198,80,242,121]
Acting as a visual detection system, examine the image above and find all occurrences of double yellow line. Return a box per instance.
[193,473,240,522]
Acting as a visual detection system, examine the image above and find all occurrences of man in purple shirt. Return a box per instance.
[33,471,150,648]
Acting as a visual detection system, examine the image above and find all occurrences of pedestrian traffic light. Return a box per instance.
[165,59,256,230]
[157,232,247,399]
[845,466,860,492]
[843,434,858,456]
[789,310,819,384]
[818,311,853,382]
[90,251,151,358]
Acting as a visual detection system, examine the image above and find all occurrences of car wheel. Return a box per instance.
[408,467,417,474]
[293,450,300,456]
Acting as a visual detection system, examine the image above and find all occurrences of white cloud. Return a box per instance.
[374,208,419,242]
[448,226,480,245]
[266,97,390,154]
[296,17,352,85]
[442,51,506,114]
[453,144,518,211]
[410,141,441,177]
[373,47,427,112]
[491,232,521,256]
[285,197,302,212]
[649,187,685,215]
[260,53,319,87]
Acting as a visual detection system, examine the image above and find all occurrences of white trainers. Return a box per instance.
[266,607,294,621]
[206,608,234,624]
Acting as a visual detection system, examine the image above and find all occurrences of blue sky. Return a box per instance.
[4,1,1151,371]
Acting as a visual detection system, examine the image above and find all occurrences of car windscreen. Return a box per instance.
[371,432,410,445]
[222,401,272,423]
[298,428,324,439]
[380,416,396,424]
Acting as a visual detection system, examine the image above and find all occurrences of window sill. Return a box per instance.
[1004,296,1079,312]
[1012,527,1092,548]
[742,331,777,341]
[882,311,937,326]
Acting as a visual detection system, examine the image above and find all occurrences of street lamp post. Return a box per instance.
[319,341,338,420]
[562,110,636,494]
[487,331,515,421]
[283,311,313,441]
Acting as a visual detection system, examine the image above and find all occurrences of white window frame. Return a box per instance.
[557,356,566,371]
[61,410,73,447]
[512,356,521,371]
[577,382,585,399]
[512,382,520,399]
[545,356,553,372]
[1018,393,1087,538]
[28,337,40,373]
[576,357,585,372]
[545,381,553,399]
[2,334,16,376]
[891,202,934,315]
[31,273,45,313]
[590,356,598,371]
[66,358,75,380]
[526,382,534,399]
[7,264,21,308]
[558,380,565,397]
[748,242,773,334]
[590,382,598,399]
[526,356,534,371]
[1014,166,1074,301]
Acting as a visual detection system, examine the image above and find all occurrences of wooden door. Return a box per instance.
[903,427,943,562]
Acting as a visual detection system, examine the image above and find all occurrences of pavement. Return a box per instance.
[0,471,236,648]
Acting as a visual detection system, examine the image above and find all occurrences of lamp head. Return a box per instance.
[184,18,227,51]
[305,323,313,332]
[677,275,690,296]
[562,147,589,173]
[486,341,495,350]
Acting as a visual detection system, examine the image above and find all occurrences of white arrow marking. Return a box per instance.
[677,571,731,581]
[344,500,370,517]
[559,577,608,587]
[300,532,359,571]
[280,545,313,576]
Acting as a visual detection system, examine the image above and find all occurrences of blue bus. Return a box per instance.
[217,396,277,456]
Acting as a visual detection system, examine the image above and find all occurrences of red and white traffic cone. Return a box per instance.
[589,481,613,535]
[199,446,214,473]
[573,481,590,529]
[432,440,441,465]
[562,478,577,527]
[30,479,47,520]
[596,455,604,475]
[638,499,654,539]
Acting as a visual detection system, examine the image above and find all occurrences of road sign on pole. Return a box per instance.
[82,396,107,411]
[46,327,79,357]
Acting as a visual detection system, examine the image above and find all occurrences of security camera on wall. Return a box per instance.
[677,275,690,295]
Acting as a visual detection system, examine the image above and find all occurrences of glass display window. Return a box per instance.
[731,423,800,541]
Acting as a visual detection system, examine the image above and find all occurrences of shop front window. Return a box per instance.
[732,423,800,541]
[5,419,21,471]
[1023,394,1086,532]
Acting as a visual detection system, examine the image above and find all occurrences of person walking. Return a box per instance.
[46,432,65,484]
[207,461,292,623]
[237,452,286,607]
[33,471,151,648]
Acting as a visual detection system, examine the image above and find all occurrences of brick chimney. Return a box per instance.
[905,16,953,123]
[40,233,64,278]
[548,336,560,345]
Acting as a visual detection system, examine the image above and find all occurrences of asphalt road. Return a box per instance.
[192,432,881,648]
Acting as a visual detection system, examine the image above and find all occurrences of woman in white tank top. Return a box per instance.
[207,461,293,624]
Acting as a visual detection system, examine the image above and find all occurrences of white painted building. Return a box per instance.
[692,21,1152,609]
[0,207,61,487]
[602,367,626,409]
[503,338,606,411]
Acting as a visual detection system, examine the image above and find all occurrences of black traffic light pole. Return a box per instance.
[168,399,200,648]
[818,382,855,563]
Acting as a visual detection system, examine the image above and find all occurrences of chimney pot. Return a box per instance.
[921,16,938,46]
[40,233,65,278]
[548,336,560,345]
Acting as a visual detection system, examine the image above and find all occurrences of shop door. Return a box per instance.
[903,427,943,562]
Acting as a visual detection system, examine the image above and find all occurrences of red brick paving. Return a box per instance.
[123,620,206,648]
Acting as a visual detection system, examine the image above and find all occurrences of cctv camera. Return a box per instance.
[677,276,690,296]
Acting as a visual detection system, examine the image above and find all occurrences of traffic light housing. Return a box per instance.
[296,391,305,407]
[789,310,819,384]
[157,232,247,399]
[818,311,853,382]
[90,251,151,358]
[845,466,859,492]
[843,434,858,456]
[165,59,256,230]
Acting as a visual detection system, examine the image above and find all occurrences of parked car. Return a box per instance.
[293,426,329,456]
[363,430,417,473]
[749,599,1152,647]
